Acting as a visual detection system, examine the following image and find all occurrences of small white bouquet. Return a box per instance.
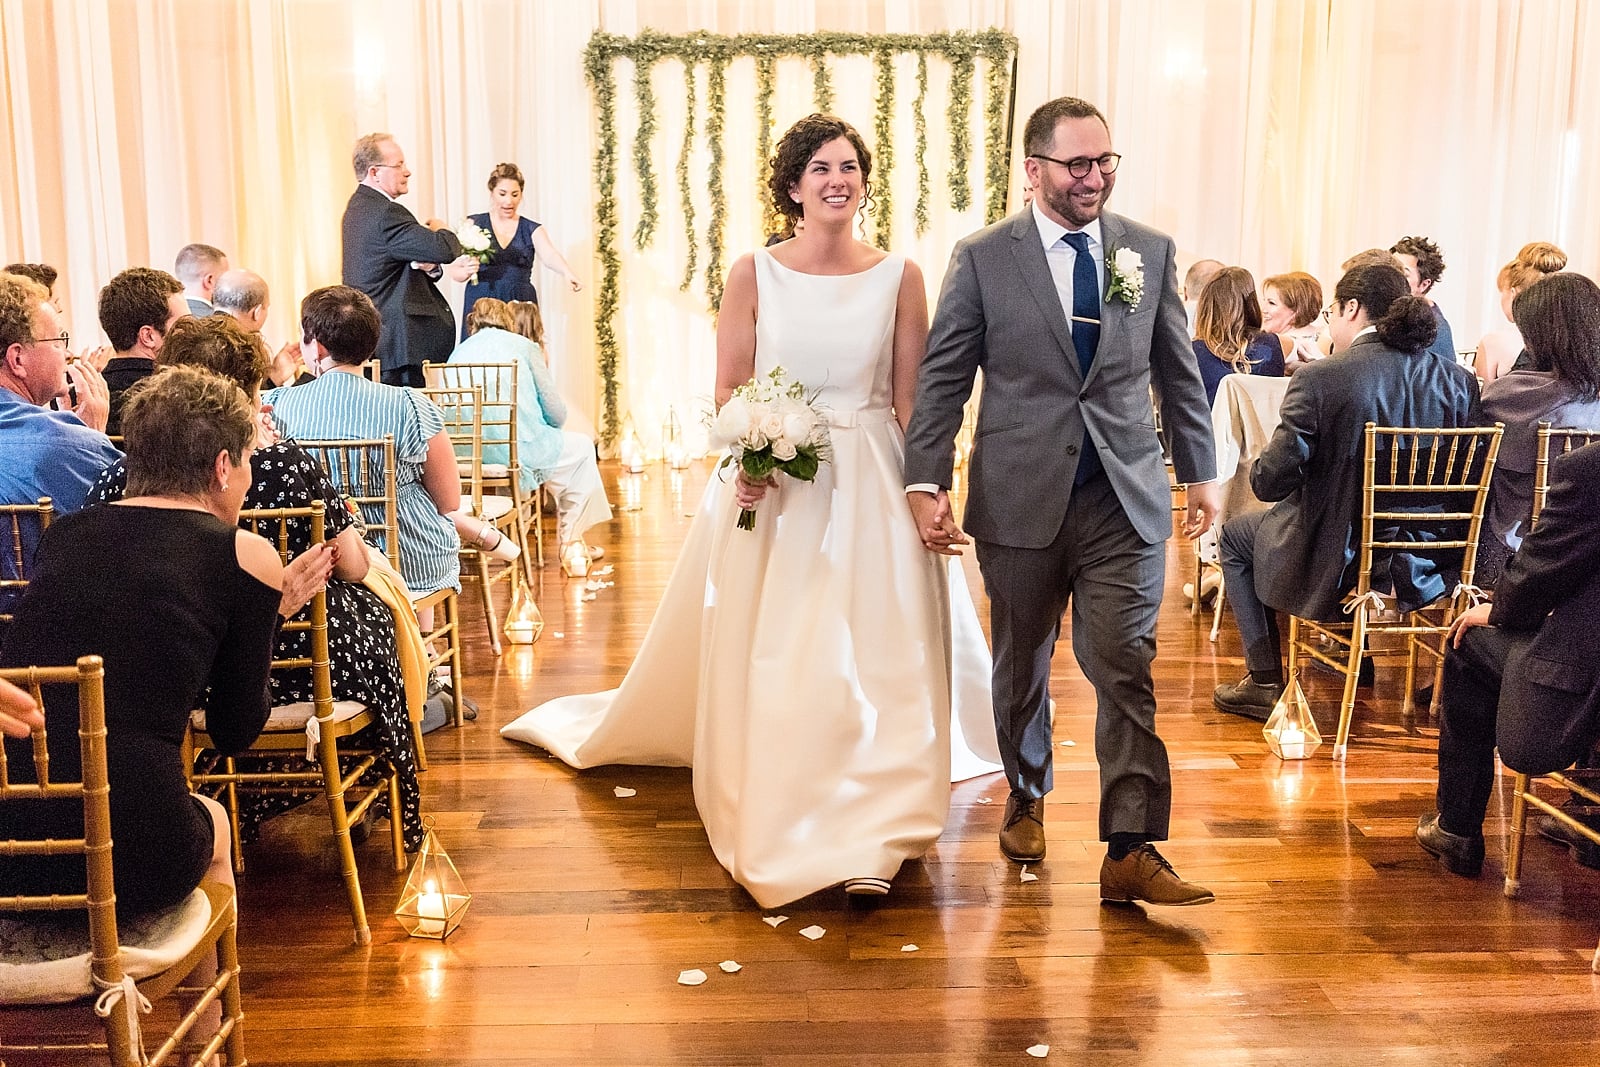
[706,366,831,531]
[455,219,494,284]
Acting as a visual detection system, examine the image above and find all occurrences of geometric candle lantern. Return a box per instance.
[395,819,471,939]
[502,575,544,645]
[1263,672,1322,760]
[618,415,646,474]
[662,406,690,469]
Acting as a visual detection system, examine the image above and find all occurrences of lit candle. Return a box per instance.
[666,441,689,469]
[415,881,447,936]
[1276,725,1307,760]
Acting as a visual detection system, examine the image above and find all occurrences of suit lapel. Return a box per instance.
[1009,211,1081,377]
[1085,213,1129,389]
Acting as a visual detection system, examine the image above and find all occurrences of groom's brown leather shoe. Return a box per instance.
[1099,844,1215,906]
[999,794,1046,863]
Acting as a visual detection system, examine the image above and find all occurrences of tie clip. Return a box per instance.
[1071,315,1101,325]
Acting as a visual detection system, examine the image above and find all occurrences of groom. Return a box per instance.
[905,96,1220,906]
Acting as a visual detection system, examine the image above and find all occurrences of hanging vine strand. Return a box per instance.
[872,47,896,250]
[584,29,1019,446]
[755,52,777,237]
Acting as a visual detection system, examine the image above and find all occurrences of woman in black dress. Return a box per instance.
[84,316,425,850]
[0,365,331,910]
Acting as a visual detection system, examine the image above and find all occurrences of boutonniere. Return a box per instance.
[1107,246,1145,310]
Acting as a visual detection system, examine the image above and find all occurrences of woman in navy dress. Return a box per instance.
[461,163,584,340]
[1192,266,1289,406]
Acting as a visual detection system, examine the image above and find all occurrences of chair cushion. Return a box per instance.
[0,888,212,1004]
[192,700,368,734]
[457,461,511,479]
[477,495,514,521]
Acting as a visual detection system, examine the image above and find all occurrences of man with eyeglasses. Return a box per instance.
[342,132,476,387]
[0,273,119,619]
[905,96,1219,906]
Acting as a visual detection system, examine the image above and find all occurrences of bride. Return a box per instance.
[502,114,999,906]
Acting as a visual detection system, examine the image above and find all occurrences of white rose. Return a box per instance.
[771,438,798,461]
[1113,247,1142,273]
[759,411,787,444]
[780,411,812,445]
[711,395,752,446]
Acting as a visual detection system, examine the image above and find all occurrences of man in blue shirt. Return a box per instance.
[0,273,120,615]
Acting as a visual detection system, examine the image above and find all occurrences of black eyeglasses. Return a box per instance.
[1029,152,1122,179]
[28,332,69,348]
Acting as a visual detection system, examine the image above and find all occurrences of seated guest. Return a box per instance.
[1260,271,1323,373]
[174,242,228,318]
[1416,441,1600,876]
[3,263,58,305]
[0,274,119,619]
[1390,236,1457,363]
[1474,242,1566,385]
[0,676,45,739]
[85,316,424,851]
[1191,267,1287,406]
[215,267,306,387]
[0,364,331,914]
[1182,257,1224,336]
[98,266,188,433]
[1475,273,1600,586]
[451,298,613,570]
[263,285,464,600]
[1212,263,1481,718]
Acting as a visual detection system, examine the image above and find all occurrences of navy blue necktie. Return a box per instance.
[1063,231,1102,485]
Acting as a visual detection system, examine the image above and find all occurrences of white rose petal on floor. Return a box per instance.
[1019,867,1039,883]
[975,797,993,805]
[677,969,708,986]
[613,786,637,798]
[1026,1044,1050,1058]
[799,925,825,941]
[762,915,788,928]
[718,960,742,973]
[901,944,918,953]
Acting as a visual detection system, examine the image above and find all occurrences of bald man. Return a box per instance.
[214,269,304,386]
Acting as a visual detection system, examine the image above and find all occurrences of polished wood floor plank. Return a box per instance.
[171,460,1600,1065]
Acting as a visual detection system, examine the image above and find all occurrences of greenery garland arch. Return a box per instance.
[585,28,1018,447]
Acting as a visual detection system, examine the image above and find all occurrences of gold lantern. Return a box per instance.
[561,539,592,578]
[662,407,691,470]
[395,819,471,939]
[502,575,544,644]
[618,415,646,474]
[1263,673,1322,760]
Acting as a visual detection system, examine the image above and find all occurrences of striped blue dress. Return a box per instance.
[263,371,461,595]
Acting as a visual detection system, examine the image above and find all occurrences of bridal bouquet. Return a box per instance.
[707,366,831,531]
[455,219,494,283]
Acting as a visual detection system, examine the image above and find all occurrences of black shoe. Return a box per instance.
[1416,811,1484,877]
[1213,675,1283,723]
[1535,804,1600,871]
[426,676,479,722]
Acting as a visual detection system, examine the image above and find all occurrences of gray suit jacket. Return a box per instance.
[905,208,1215,549]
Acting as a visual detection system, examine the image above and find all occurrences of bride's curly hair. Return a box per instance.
[767,114,875,228]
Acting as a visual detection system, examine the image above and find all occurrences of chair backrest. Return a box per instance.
[1356,422,1504,597]
[359,359,382,383]
[298,436,400,570]
[1531,422,1600,529]
[0,497,53,627]
[236,505,333,708]
[0,657,120,988]
[423,361,521,476]
[420,386,485,515]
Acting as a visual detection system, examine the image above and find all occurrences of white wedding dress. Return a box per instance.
[502,248,1001,907]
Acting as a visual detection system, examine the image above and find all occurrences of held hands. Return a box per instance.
[0,678,46,739]
[1181,481,1220,539]
[908,489,970,556]
[445,255,479,283]
[279,542,338,619]
[734,469,777,510]
[63,361,110,433]
[1448,602,1493,648]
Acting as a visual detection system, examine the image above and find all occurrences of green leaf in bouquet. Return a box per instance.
[781,450,820,482]
[741,450,778,479]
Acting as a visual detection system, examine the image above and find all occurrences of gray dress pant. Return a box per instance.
[974,473,1172,840]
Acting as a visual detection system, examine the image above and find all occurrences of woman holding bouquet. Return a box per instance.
[503,115,1000,907]
[459,163,584,341]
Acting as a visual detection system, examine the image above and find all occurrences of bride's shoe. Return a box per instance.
[843,877,891,896]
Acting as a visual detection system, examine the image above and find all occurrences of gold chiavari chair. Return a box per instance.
[423,360,542,572]
[299,436,468,730]
[423,385,526,656]
[1286,423,1503,761]
[187,503,404,946]
[1,497,53,630]
[359,358,382,382]
[0,656,247,1065]
[1505,425,1600,946]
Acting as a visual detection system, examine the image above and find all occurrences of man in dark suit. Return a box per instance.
[341,133,471,387]
[173,243,228,318]
[1212,263,1480,721]
[905,97,1220,906]
[1417,442,1600,876]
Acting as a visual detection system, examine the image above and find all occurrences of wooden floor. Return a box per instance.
[218,462,1599,1063]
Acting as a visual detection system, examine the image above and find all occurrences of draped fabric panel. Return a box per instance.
[1,1,1596,437]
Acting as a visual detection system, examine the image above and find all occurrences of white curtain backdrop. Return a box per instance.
[2,1,1597,443]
